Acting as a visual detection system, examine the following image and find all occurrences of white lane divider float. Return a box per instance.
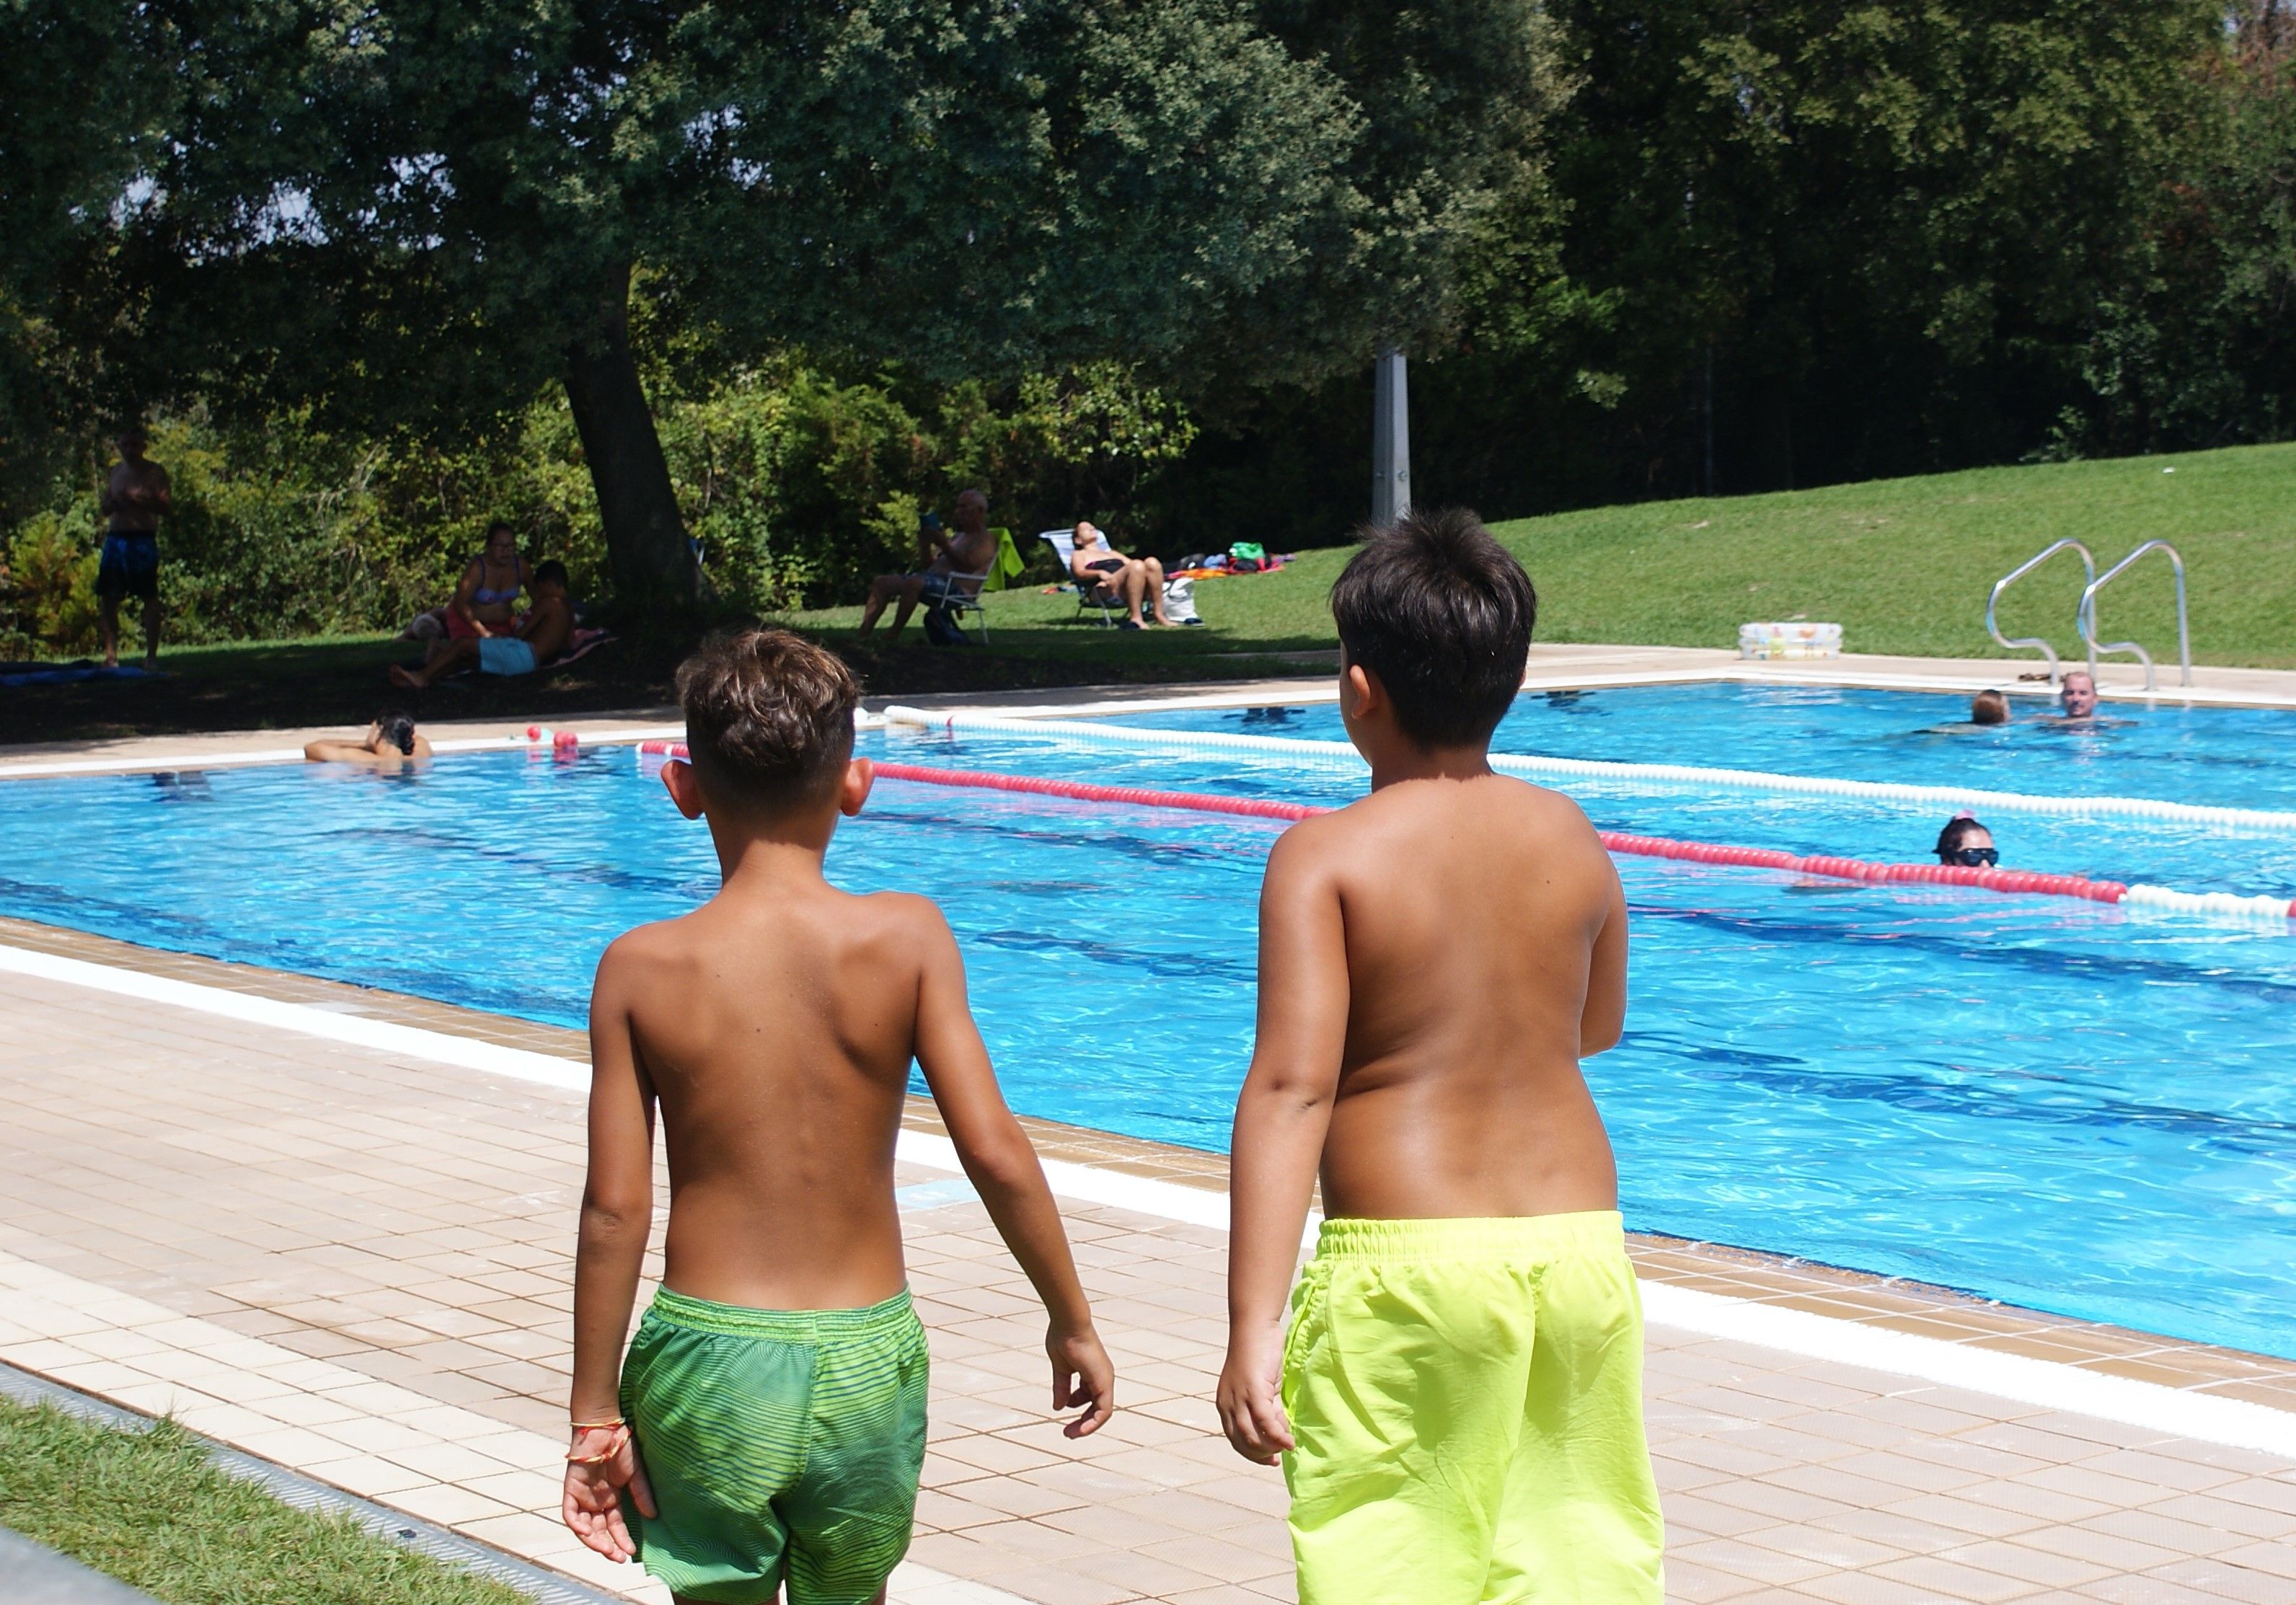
[881,706,2296,836]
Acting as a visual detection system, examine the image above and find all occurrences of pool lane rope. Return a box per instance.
[633,743,2295,925]
[878,706,2296,836]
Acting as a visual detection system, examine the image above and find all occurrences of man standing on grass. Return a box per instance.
[97,427,172,671]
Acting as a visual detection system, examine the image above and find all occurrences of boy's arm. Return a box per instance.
[563,939,658,1559]
[909,903,1114,1438]
[1580,856,1629,1056]
[1217,828,1348,1464]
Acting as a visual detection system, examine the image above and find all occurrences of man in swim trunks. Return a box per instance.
[96,426,172,670]
[855,487,998,639]
[562,628,1114,1603]
[389,561,574,689]
[1218,510,1663,1605]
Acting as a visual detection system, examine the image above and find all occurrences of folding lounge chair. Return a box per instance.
[1038,527,1123,627]
[929,528,1024,645]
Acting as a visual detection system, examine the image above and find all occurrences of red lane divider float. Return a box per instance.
[639,743,2148,908]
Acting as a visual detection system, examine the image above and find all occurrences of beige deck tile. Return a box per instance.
[4,950,2296,1605]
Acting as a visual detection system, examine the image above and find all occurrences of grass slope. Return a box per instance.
[0,1400,529,1605]
[785,439,2296,672]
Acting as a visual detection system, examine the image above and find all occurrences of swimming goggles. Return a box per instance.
[1948,847,2000,867]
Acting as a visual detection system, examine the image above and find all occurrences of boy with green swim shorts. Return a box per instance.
[1217,510,1664,1604]
[562,627,1116,1604]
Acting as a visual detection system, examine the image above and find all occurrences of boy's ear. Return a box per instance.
[661,759,706,820]
[839,756,875,818]
[1342,661,1382,722]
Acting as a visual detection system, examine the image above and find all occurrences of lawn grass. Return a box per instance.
[0,1399,532,1605]
[785,439,2296,671]
[9,441,2294,742]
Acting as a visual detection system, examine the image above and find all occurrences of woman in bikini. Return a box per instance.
[1070,521,1172,629]
[446,522,531,642]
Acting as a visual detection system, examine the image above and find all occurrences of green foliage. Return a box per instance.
[0,353,1212,645]
[0,1400,529,1605]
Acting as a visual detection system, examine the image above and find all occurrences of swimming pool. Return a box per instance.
[2,681,2292,1359]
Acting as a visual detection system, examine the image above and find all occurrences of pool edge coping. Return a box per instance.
[3,913,2293,1456]
[11,645,2296,782]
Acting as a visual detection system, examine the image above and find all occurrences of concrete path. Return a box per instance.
[0,1526,166,1605]
[1,932,2292,1604]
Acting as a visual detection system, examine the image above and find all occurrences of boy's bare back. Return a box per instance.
[1262,772,1626,1221]
[593,879,956,1312]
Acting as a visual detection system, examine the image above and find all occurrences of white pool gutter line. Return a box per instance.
[4,937,2291,1462]
[0,724,694,780]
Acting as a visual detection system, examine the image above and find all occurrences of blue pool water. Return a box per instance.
[1,682,2292,1358]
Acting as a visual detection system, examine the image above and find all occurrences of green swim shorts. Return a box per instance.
[1282,1213,1664,1605]
[619,1286,929,1604]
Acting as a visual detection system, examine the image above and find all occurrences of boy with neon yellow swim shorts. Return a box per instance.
[1217,511,1664,1604]
[562,628,1116,1604]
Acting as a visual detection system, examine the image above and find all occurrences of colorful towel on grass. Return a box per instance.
[0,660,162,687]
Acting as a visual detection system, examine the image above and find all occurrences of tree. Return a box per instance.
[71,0,1393,606]
[0,0,176,510]
[1464,0,2222,495]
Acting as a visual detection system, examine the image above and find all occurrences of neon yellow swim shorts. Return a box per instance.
[1282,1212,1664,1604]
[619,1286,929,1605]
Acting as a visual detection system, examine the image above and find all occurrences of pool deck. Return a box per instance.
[3,916,2294,1605]
[6,640,2296,782]
[4,656,2296,1604]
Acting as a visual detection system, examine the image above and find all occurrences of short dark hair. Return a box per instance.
[1329,508,1536,748]
[533,559,568,589]
[676,628,860,808]
[485,519,516,539]
[1935,815,1991,862]
[376,708,418,755]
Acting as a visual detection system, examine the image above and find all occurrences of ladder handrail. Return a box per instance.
[2079,539,2191,692]
[1986,539,2096,681]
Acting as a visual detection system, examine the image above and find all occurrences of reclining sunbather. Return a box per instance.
[1070,522,1170,629]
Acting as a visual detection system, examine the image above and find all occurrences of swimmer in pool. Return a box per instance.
[304,710,433,770]
[1935,813,1997,867]
[1919,687,2013,734]
[2040,669,2133,725]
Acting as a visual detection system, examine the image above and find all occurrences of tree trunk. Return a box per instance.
[562,259,699,610]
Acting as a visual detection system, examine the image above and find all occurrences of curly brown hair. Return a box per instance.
[676,627,860,808]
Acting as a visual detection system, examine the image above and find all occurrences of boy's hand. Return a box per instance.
[1048,1324,1116,1438]
[1216,1330,1294,1464]
[561,1423,657,1561]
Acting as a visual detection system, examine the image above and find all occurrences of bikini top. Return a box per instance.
[469,557,524,606]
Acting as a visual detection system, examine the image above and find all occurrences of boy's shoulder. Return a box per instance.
[1291,773,1594,849]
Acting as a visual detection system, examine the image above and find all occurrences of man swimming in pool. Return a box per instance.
[562,627,1113,1604]
[1218,510,1662,1604]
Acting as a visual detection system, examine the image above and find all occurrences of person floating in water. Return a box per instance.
[303,710,431,770]
[97,425,172,671]
[1219,510,1664,1604]
[562,627,1113,1601]
[1971,689,2010,725]
[1936,812,1998,867]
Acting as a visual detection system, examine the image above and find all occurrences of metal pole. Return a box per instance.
[1372,345,1410,527]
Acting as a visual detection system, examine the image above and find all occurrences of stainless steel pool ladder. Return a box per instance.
[2078,539,2191,691]
[1986,539,2095,682]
